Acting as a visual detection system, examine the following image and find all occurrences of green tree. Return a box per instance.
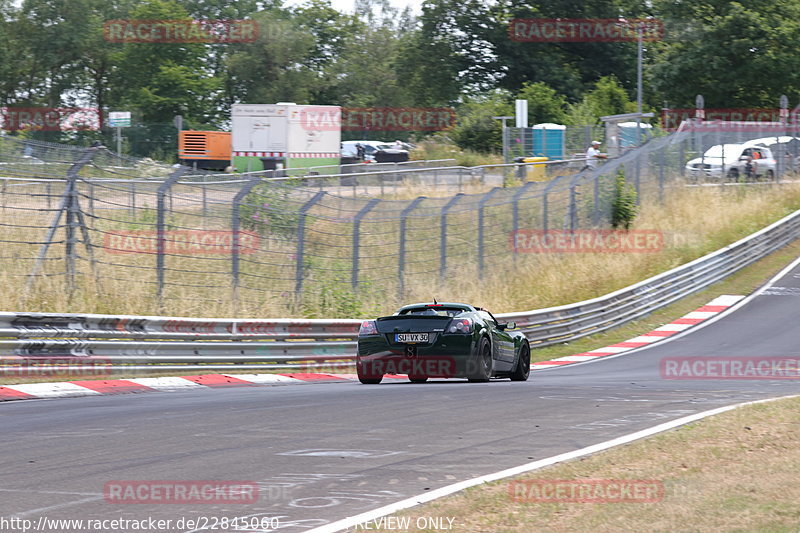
[649,0,800,107]
[109,0,223,123]
[449,91,513,153]
[225,9,320,105]
[515,81,568,125]
[565,76,637,125]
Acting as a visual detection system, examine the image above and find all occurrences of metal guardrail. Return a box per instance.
[2,207,800,375]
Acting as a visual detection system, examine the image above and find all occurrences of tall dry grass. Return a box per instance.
[2,179,800,318]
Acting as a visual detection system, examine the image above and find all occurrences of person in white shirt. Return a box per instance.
[584,140,607,170]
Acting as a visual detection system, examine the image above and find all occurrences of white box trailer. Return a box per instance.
[231,103,341,172]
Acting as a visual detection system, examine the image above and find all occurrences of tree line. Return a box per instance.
[1,0,799,155]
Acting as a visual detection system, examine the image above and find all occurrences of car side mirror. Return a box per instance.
[499,321,516,330]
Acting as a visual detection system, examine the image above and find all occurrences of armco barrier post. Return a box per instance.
[231,176,262,307]
[478,187,501,277]
[156,168,186,308]
[352,198,380,289]
[294,191,326,295]
[398,196,426,297]
[440,193,465,279]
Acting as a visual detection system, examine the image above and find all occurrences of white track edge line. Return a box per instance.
[303,394,800,533]
[572,253,800,368]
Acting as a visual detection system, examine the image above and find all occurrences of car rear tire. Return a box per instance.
[357,359,383,384]
[468,337,492,382]
[766,169,775,181]
[510,343,531,382]
[408,375,428,383]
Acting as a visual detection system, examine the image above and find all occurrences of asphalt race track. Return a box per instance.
[2,259,800,532]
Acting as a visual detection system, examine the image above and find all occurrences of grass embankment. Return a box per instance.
[364,395,800,533]
[409,139,503,167]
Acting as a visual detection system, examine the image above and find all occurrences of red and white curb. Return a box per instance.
[0,295,744,403]
[530,295,745,370]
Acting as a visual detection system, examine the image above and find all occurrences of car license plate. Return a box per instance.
[396,333,428,343]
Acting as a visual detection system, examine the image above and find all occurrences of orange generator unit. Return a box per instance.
[178,130,231,170]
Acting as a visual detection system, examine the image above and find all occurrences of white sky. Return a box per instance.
[286,0,424,15]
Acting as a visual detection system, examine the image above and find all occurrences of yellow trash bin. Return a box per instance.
[522,156,548,181]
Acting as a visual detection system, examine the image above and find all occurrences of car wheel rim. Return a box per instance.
[482,343,491,373]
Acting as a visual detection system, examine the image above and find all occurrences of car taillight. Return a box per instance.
[359,320,378,336]
[447,318,473,334]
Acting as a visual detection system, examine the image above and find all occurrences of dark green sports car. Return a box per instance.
[356,302,531,384]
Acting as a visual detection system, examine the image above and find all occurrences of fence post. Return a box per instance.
[129,181,136,218]
[352,198,381,289]
[658,146,666,203]
[156,168,186,308]
[87,181,95,217]
[478,187,501,277]
[294,190,326,295]
[231,176,262,308]
[542,176,563,232]
[567,173,583,232]
[440,193,465,279]
[511,181,535,253]
[398,196,426,298]
[679,138,685,176]
[27,147,98,295]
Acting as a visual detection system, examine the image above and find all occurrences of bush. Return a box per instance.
[240,183,300,239]
[611,170,638,230]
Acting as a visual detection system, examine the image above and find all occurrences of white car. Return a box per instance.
[685,143,776,181]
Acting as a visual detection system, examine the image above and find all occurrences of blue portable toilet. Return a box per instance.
[618,121,653,148]
[532,123,566,159]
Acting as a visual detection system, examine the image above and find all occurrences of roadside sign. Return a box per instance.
[108,111,131,128]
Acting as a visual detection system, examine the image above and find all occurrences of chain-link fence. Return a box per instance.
[2,126,798,315]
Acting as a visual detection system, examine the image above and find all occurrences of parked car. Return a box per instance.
[341,140,409,163]
[744,136,800,173]
[341,140,388,162]
[685,143,776,181]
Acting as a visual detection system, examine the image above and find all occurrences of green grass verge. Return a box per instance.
[365,396,800,532]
